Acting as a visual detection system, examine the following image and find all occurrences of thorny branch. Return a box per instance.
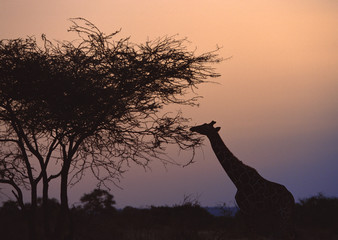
[0,18,221,203]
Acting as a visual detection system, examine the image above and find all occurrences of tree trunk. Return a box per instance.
[55,160,74,240]
[27,183,39,240]
[42,176,51,239]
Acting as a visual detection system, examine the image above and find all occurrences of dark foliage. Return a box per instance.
[296,193,338,229]
[1,193,338,239]
[79,188,116,215]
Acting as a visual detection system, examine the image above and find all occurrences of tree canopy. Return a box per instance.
[0,18,220,239]
[80,188,116,214]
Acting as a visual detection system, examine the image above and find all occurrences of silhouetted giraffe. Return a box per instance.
[191,121,295,237]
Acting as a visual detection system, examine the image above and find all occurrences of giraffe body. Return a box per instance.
[191,121,295,237]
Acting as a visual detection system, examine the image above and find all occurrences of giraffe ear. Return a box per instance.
[215,127,221,132]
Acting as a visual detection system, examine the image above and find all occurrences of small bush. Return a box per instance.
[296,193,338,229]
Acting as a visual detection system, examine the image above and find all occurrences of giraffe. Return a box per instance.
[190,121,295,238]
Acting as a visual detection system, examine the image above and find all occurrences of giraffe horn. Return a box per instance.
[210,120,216,126]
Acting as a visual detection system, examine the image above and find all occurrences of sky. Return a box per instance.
[0,0,337,208]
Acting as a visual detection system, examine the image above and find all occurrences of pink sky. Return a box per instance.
[1,0,337,208]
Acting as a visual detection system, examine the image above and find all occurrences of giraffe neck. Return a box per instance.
[206,132,253,189]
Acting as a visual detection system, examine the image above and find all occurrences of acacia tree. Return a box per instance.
[0,18,220,239]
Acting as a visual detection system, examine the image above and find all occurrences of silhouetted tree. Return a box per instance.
[0,18,220,239]
[80,188,116,215]
[0,199,20,213]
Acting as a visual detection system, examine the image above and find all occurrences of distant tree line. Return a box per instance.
[0,191,337,239]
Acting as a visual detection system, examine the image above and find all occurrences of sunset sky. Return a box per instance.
[1,0,337,208]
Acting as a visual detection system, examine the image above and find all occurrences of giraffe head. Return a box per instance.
[190,120,221,136]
